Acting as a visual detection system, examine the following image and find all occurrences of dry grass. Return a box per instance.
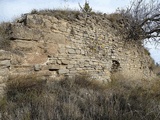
[29,8,106,23]
[6,74,47,103]
[0,73,160,120]
[30,9,82,21]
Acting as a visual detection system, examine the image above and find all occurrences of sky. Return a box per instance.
[0,0,159,63]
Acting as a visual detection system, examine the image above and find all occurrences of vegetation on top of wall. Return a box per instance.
[31,9,82,21]
[1,73,160,120]
[30,1,94,21]
[79,1,92,14]
[30,8,105,23]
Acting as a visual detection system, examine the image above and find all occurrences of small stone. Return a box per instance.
[84,64,90,67]
[59,49,66,53]
[70,70,77,74]
[67,65,74,69]
[79,64,84,68]
[68,49,76,54]
[0,60,10,67]
[81,50,85,55]
[57,60,62,64]
[34,64,41,71]
[111,56,116,59]
[48,65,60,70]
[61,60,69,65]
[0,50,10,60]
[0,68,9,76]
[76,68,83,70]
[76,49,81,54]
[58,69,69,74]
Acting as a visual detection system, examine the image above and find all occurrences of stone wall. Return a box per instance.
[0,50,10,96]
[0,13,154,95]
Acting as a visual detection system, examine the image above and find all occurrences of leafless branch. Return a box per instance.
[118,0,160,43]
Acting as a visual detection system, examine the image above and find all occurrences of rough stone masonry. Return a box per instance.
[0,13,155,96]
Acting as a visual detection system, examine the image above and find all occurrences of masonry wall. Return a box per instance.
[0,13,154,96]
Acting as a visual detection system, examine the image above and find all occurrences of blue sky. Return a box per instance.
[0,0,130,22]
[0,0,159,63]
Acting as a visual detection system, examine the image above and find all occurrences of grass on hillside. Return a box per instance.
[0,73,160,120]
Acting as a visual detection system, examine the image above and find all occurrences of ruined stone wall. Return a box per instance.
[0,13,154,95]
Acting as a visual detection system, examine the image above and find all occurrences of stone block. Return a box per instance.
[58,22,67,32]
[96,66,102,70]
[36,70,52,77]
[0,68,9,76]
[0,60,10,67]
[50,16,58,23]
[84,62,90,67]
[76,68,83,71]
[81,50,85,55]
[67,65,74,69]
[58,69,69,74]
[0,76,7,83]
[69,68,76,71]
[76,49,81,54]
[34,64,41,71]
[0,50,10,60]
[58,48,66,53]
[111,56,116,59]
[79,63,84,67]
[75,55,83,59]
[61,60,69,65]
[48,65,60,70]
[70,70,77,74]
[93,62,98,65]
[45,33,66,44]
[68,49,76,54]
[46,43,58,55]
[57,60,62,64]
[89,61,93,65]
[48,60,56,64]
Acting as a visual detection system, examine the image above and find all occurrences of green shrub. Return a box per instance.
[79,1,92,13]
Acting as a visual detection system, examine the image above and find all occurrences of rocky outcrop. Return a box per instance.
[0,13,155,96]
